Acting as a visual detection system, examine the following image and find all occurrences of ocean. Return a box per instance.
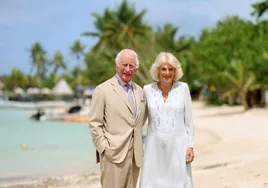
[0,109,98,184]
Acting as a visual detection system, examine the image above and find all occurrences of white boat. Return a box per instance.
[30,108,66,121]
[30,104,89,122]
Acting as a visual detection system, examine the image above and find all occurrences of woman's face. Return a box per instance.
[159,63,175,85]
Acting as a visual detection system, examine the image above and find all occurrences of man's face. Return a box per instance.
[116,54,137,83]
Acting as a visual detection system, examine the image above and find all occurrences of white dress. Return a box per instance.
[140,81,194,188]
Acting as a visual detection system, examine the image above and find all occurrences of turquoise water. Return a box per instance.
[0,109,97,181]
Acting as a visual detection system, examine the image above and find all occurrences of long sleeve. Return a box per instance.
[141,86,149,143]
[184,83,194,148]
[142,86,148,127]
[89,86,107,155]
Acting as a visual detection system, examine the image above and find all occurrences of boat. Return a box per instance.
[63,105,89,123]
[30,108,66,121]
[30,104,89,122]
[63,115,89,123]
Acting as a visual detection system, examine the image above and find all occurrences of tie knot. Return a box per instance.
[125,84,131,90]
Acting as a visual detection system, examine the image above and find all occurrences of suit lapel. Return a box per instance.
[111,77,133,114]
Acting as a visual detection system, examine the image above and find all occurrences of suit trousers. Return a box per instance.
[100,138,140,188]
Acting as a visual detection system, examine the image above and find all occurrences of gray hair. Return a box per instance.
[150,52,183,81]
[115,49,140,68]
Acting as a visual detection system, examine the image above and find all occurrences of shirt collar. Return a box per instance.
[115,73,133,87]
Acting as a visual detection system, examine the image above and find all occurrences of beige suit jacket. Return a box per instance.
[89,76,147,167]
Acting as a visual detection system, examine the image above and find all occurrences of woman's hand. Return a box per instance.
[186,147,195,164]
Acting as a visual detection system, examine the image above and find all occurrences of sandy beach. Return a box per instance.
[1,102,268,188]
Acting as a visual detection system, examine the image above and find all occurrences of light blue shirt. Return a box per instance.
[115,73,133,92]
[115,74,136,111]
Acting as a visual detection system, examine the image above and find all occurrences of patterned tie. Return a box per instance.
[125,84,136,116]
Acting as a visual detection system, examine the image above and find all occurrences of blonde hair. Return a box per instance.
[150,52,183,81]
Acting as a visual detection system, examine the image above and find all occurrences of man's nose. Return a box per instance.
[125,65,131,71]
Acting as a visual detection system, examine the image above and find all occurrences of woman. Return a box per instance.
[140,52,194,188]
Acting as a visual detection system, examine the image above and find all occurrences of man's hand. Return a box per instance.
[101,150,105,157]
[186,147,194,164]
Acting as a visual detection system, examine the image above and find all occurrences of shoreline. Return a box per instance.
[1,103,268,188]
[0,162,100,187]
[0,173,101,188]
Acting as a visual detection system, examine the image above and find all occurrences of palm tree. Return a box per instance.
[252,0,268,18]
[70,39,85,65]
[82,0,151,51]
[82,0,152,85]
[221,61,259,110]
[8,68,25,88]
[71,66,84,86]
[51,51,66,74]
[30,42,46,80]
[0,79,4,90]
[155,23,182,52]
[154,23,194,85]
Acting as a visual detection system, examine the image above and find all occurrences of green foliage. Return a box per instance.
[3,68,26,89]
[192,16,268,89]
[50,51,66,74]
[252,0,268,18]
[220,60,259,109]
[70,40,85,61]
[30,42,47,81]
[83,52,115,85]
[2,1,268,109]
[82,0,151,51]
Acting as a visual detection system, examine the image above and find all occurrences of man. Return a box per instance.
[89,49,147,188]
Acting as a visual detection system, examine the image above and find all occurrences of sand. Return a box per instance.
[1,102,268,188]
[192,103,268,188]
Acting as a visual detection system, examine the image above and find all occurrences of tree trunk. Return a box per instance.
[241,91,249,110]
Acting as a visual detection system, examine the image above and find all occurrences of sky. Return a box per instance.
[0,0,256,75]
